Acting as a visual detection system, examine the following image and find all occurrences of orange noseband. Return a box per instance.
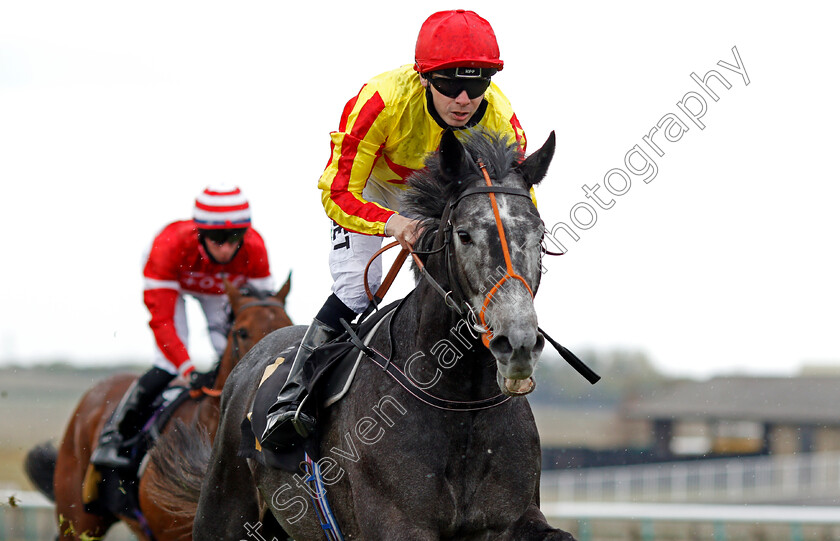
[476,160,533,348]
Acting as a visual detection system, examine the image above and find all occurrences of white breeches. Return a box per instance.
[329,179,410,314]
[152,293,230,375]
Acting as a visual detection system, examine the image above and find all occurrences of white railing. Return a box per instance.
[0,491,56,541]
[0,490,136,541]
[4,490,838,541]
[543,502,840,541]
[541,452,840,504]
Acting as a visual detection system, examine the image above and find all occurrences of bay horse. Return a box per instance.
[163,129,575,540]
[24,275,293,540]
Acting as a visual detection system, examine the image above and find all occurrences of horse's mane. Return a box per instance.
[238,284,273,299]
[402,129,523,253]
[225,284,275,324]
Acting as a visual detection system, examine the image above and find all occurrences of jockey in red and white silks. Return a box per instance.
[142,218,273,377]
[93,185,275,469]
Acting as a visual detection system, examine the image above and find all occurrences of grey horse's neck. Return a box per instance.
[393,259,499,401]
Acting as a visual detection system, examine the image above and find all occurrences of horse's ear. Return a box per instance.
[439,129,467,183]
[275,271,291,303]
[223,279,241,310]
[517,131,555,187]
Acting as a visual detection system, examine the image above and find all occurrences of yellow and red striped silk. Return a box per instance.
[318,64,527,236]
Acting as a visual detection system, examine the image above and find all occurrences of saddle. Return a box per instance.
[240,298,402,472]
[82,383,197,518]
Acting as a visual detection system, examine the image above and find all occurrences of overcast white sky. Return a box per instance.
[1,1,838,379]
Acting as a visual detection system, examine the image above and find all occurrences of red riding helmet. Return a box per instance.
[414,9,504,74]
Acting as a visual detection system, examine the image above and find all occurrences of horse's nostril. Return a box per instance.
[489,336,513,358]
[535,333,545,352]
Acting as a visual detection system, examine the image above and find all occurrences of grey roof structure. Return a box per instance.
[624,376,840,424]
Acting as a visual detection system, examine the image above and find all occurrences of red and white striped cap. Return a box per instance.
[193,185,251,229]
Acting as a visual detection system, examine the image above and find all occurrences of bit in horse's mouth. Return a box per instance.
[497,373,536,396]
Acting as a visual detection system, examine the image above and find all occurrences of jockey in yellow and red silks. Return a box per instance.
[320,63,526,238]
[263,9,529,447]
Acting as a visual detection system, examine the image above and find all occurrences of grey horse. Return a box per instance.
[185,129,575,540]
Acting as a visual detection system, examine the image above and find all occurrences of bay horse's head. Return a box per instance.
[220,273,293,376]
[405,129,555,396]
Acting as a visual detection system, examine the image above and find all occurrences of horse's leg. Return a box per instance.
[53,450,116,540]
[53,392,119,540]
[257,507,291,541]
[355,508,440,541]
[496,503,576,541]
[193,436,260,540]
[348,487,440,541]
[502,469,576,540]
[193,388,261,540]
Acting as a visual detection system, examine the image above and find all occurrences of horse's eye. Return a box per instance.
[235,328,250,340]
[456,230,472,245]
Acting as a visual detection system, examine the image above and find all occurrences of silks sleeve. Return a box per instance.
[318,85,396,236]
[142,235,191,372]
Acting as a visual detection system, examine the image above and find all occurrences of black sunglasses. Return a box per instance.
[203,228,246,245]
[428,76,491,99]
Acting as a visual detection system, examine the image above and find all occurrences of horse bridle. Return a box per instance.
[414,160,534,347]
[362,158,601,386]
[364,159,541,341]
[440,164,599,384]
[229,299,287,364]
[192,298,288,399]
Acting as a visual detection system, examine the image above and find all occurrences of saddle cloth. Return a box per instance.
[240,299,401,472]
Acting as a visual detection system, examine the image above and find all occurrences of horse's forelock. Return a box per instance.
[237,285,272,299]
[403,130,522,228]
[462,129,522,182]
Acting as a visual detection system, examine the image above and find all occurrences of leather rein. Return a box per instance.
[191,298,287,399]
[364,162,532,330]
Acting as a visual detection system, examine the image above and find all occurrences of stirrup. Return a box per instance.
[261,402,316,446]
[90,433,132,469]
[260,318,336,448]
[291,394,314,438]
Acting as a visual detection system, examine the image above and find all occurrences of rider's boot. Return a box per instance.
[90,366,175,469]
[261,318,339,445]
